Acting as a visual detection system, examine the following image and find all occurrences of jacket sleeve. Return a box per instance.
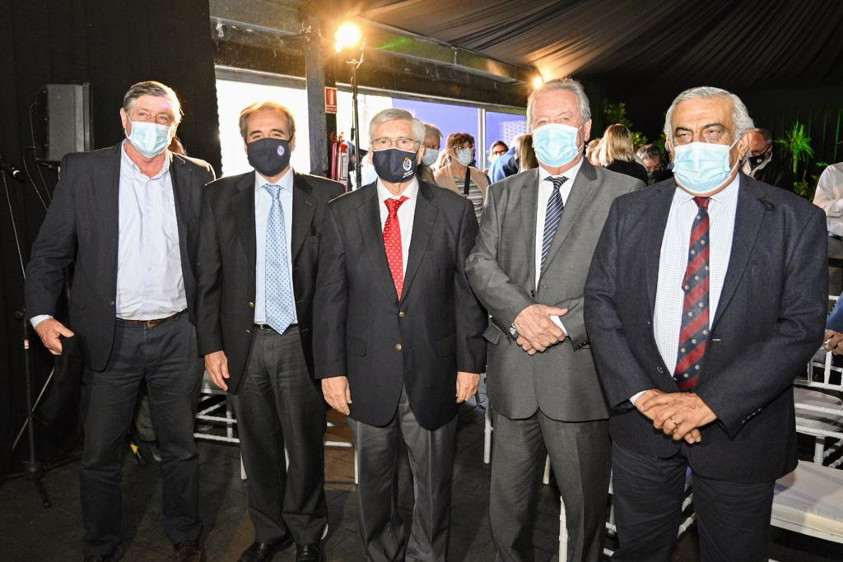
[194,188,224,355]
[25,154,79,320]
[454,200,487,373]
[465,184,534,329]
[313,202,349,378]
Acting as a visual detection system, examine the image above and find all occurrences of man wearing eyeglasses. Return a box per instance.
[313,108,487,561]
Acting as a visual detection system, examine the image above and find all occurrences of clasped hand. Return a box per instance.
[636,389,717,444]
[513,304,568,355]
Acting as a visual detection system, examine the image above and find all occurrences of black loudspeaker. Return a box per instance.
[45,83,92,162]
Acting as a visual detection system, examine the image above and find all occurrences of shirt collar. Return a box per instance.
[255,167,295,192]
[121,140,171,179]
[538,157,584,185]
[672,173,741,206]
[377,176,419,202]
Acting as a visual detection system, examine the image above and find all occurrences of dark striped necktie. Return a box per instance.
[541,176,567,270]
[674,196,710,391]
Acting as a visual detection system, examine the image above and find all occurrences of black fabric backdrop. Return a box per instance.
[0,0,221,479]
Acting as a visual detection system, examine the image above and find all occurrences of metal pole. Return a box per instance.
[352,63,362,189]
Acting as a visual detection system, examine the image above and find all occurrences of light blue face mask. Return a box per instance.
[422,147,439,167]
[127,120,171,158]
[532,123,582,168]
[456,148,473,167]
[672,140,739,194]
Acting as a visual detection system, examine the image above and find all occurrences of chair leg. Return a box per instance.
[543,456,551,485]
[814,437,825,464]
[483,403,493,465]
[559,495,568,562]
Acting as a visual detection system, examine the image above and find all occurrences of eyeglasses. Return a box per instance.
[372,137,420,151]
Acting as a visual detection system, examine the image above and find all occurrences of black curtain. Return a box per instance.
[0,0,221,479]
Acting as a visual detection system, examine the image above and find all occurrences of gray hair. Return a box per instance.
[663,86,754,144]
[369,108,425,144]
[526,78,591,130]
[122,81,183,124]
[424,123,442,140]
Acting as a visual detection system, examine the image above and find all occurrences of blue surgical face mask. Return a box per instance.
[422,147,439,167]
[672,140,739,195]
[456,148,473,167]
[127,120,172,158]
[532,123,582,168]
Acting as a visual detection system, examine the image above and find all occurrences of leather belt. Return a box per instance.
[117,311,185,329]
[254,323,298,332]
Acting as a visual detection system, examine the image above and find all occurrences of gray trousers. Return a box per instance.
[490,410,610,562]
[350,388,457,562]
[229,326,328,545]
[80,313,203,555]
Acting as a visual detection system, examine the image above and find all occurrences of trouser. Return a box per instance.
[80,313,203,555]
[611,442,774,562]
[229,325,328,544]
[350,388,457,562]
[490,411,611,562]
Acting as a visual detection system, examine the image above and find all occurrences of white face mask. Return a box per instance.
[422,147,439,167]
[456,148,473,167]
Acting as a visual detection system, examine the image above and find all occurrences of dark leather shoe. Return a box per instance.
[296,543,323,562]
[173,539,205,562]
[238,535,294,562]
[83,544,124,561]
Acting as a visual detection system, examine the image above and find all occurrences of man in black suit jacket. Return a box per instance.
[25,81,215,561]
[584,87,827,561]
[314,108,487,561]
[196,102,343,562]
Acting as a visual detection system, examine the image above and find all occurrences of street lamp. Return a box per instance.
[335,22,365,189]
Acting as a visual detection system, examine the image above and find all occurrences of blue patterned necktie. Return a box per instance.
[263,183,296,334]
[541,176,567,270]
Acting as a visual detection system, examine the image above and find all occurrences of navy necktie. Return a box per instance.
[263,183,296,333]
[541,176,567,270]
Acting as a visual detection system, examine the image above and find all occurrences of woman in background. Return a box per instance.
[434,132,489,221]
[598,123,648,184]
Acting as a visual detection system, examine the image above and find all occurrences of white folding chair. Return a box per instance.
[794,347,843,467]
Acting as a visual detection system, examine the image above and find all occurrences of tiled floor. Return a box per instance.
[1,396,842,561]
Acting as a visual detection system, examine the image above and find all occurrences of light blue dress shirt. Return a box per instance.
[115,143,186,320]
[254,169,299,325]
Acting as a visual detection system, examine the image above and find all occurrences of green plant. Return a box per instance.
[775,121,814,197]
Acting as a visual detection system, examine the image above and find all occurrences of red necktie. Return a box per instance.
[383,196,408,298]
[674,196,710,390]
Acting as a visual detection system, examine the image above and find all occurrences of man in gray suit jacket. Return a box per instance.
[466,78,643,561]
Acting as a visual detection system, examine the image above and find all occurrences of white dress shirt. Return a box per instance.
[254,168,299,325]
[533,159,583,332]
[812,162,843,237]
[376,178,419,275]
[115,143,186,320]
[654,176,740,374]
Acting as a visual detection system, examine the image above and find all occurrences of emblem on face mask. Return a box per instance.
[403,157,412,171]
[276,144,286,157]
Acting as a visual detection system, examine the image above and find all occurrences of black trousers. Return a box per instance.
[490,411,611,562]
[611,442,775,562]
[229,326,328,545]
[350,388,457,562]
[80,313,203,555]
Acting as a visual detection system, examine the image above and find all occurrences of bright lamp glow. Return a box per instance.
[335,22,363,52]
[532,75,545,89]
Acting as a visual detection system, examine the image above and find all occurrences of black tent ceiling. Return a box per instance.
[349,0,843,93]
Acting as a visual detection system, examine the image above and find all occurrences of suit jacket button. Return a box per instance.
[395,343,402,351]
[109,300,115,306]
[398,311,406,318]
[248,302,255,308]
[246,329,251,334]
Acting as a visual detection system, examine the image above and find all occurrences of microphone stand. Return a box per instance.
[2,167,51,508]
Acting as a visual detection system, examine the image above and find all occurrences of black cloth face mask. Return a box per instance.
[372,148,418,183]
[247,138,292,177]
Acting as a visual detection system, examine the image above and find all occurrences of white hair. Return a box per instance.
[369,108,425,143]
[663,86,754,144]
[526,78,591,130]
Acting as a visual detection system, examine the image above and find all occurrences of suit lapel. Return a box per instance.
[539,160,596,279]
[233,173,257,269]
[357,185,398,302]
[98,145,123,283]
[644,183,676,315]
[402,182,438,300]
[169,153,192,272]
[712,176,766,328]
[291,172,316,262]
[519,168,539,290]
